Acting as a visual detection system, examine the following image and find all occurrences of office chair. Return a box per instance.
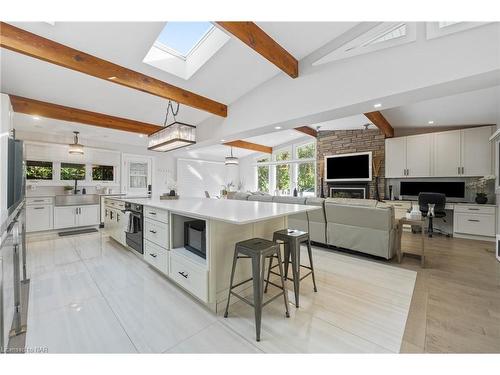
[418,192,449,238]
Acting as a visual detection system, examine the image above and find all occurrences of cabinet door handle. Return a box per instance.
[467,219,480,222]
[178,271,188,279]
[468,208,480,211]
[458,166,460,175]
[149,253,157,258]
[149,230,157,234]
[33,207,45,210]
[149,212,156,215]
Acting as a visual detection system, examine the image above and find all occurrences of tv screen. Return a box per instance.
[400,181,465,198]
[325,152,371,181]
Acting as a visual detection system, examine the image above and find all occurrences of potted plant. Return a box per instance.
[466,175,495,204]
[63,185,73,195]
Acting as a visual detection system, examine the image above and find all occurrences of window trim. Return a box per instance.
[26,160,54,181]
[91,164,116,183]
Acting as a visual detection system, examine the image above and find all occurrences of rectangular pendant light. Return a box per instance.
[148,122,196,152]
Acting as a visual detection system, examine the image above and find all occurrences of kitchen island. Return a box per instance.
[107,197,320,312]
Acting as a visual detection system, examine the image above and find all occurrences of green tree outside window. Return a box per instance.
[61,163,86,180]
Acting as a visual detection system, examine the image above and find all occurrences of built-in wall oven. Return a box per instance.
[125,202,143,254]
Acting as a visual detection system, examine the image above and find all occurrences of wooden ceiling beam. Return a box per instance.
[9,95,163,135]
[215,22,298,78]
[294,126,317,137]
[364,111,394,138]
[224,140,272,154]
[0,22,227,117]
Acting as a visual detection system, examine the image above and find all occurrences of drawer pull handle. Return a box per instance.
[149,230,157,234]
[467,208,480,211]
[467,219,480,222]
[149,253,157,258]
[33,207,45,210]
[33,199,44,202]
[149,212,157,215]
[178,271,188,279]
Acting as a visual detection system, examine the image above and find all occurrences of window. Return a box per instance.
[275,149,291,161]
[298,162,316,196]
[296,143,315,159]
[129,162,148,189]
[26,161,53,180]
[438,21,461,28]
[60,163,86,180]
[155,22,214,59]
[363,23,407,47]
[92,165,114,181]
[257,165,270,193]
[276,164,291,194]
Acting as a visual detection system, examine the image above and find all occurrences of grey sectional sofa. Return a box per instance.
[228,194,397,259]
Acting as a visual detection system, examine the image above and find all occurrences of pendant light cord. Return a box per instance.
[163,100,180,126]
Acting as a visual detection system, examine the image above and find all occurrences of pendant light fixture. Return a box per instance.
[148,100,196,152]
[68,131,84,155]
[225,147,239,166]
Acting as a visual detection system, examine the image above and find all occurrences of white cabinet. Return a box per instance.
[454,205,495,239]
[26,204,53,232]
[385,134,432,178]
[78,205,100,227]
[386,126,494,178]
[433,130,462,176]
[385,137,407,178]
[406,134,432,177]
[461,126,493,176]
[54,205,100,229]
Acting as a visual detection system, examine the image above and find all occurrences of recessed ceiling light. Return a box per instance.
[373,103,382,108]
[428,120,434,125]
[220,139,226,142]
[32,116,40,120]
[138,134,145,138]
[274,126,282,130]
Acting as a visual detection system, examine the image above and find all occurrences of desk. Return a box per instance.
[384,201,496,242]
[397,218,426,267]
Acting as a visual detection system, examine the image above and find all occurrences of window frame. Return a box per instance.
[60,162,87,181]
[26,160,54,181]
[91,164,116,183]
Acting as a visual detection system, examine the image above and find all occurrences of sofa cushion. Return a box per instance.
[325,198,378,207]
[231,192,251,200]
[248,194,274,202]
[325,203,394,231]
[272,196,307,205]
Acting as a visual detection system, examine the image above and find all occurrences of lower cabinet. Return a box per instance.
[26,204,53,232]
[144,240,169,274]
[170,252,208,302]
[453,205,495,238]
[54,205,100,229]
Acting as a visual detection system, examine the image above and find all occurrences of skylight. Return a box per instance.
[155,22,214,59]
[363,23,407,47]
[438,21,461,29]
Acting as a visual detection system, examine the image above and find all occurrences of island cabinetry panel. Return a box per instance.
[144,239,169,274]
[170,252,208,302]
[144,206,169,223]
[144,217,169,248]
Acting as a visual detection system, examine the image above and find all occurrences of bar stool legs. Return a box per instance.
[307,239,318,293]
[224,238,290,342]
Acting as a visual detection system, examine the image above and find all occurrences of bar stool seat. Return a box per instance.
[266,229,318,308]
[224,238,290,342]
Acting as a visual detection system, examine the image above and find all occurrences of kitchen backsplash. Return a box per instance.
[26,184,121,197]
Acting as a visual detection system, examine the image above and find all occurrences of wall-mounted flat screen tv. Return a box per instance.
[324,152,372,182]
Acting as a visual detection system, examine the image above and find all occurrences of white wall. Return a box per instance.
[0,94,13,226]
[176,158,239,198]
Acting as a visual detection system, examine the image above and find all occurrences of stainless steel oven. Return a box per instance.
[125,203,143,254]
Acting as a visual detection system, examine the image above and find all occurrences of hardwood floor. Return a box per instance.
[393,232,500,353]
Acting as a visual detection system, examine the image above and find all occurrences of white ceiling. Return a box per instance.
[311,114,374,131]
[1,22,356,127]
[382,85,500,128]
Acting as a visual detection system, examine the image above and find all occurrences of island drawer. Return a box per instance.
[170,253,208,302]
[454,205,495,215]
[144,218,169,248]
[27,197,53,205]
[144,206,169,223]
[144,240,168,275]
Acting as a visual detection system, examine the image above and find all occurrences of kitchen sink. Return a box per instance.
[55,194,100,206]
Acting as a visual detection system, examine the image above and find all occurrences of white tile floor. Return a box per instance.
[24,231,416,353]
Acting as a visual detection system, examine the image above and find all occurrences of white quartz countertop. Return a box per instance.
[116,197,320,225]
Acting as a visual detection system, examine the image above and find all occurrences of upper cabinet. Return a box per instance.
[385,133,432,178]
[385,126,494,178]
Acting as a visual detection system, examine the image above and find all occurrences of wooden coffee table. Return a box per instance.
[397,217,426,267]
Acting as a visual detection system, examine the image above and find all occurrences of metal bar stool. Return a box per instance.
[265,229,318,308]
[224,238,290,342]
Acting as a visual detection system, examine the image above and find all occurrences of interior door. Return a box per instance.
[433,130,461,177]
[406,134,432,177]
[385,137,407,178]
[461,126,493,177]
[122,155,152,196]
